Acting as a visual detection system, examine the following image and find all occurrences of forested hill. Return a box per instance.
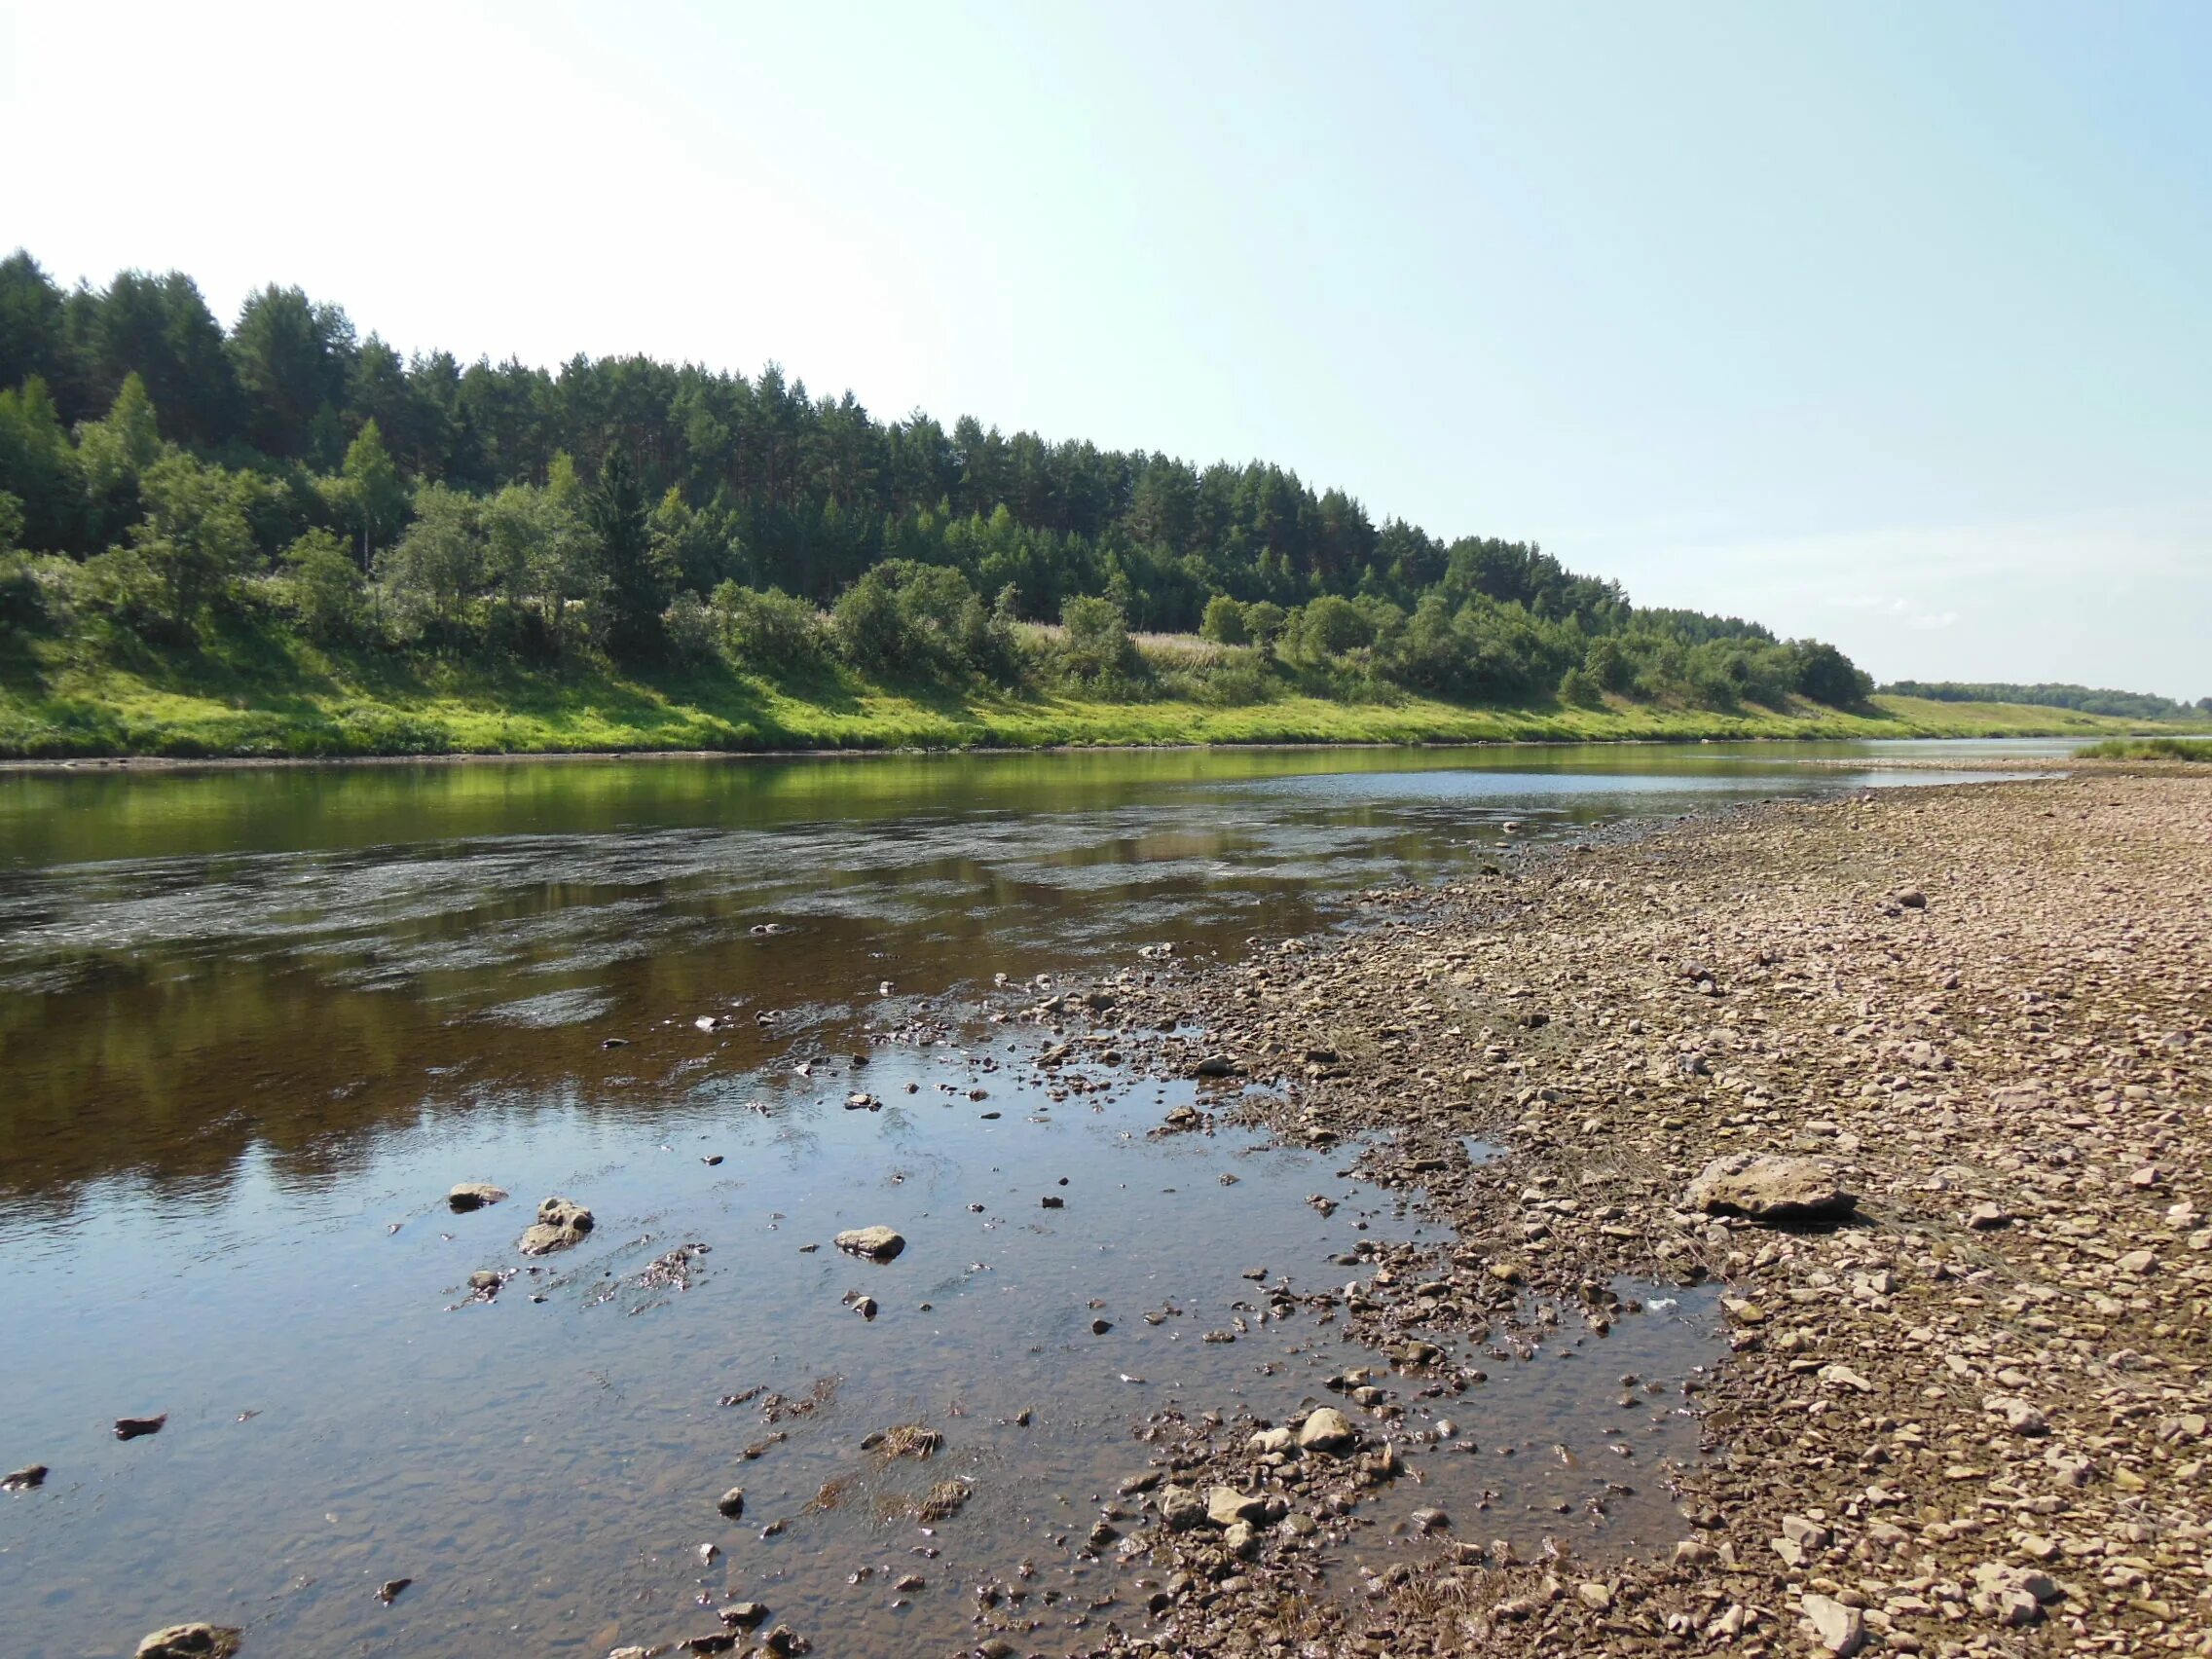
[1,249,1874,721]
[1882,682,2212,720]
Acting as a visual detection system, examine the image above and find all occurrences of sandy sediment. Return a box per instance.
[1068,775,2210,1656]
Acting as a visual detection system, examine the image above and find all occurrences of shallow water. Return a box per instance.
[0,742,2056,1656]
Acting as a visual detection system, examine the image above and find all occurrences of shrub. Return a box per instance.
[713,582,825,671]
[1559,665,1603,707]
[1200,594,1249,645]
[661,591,721,661]
[278,529,369,645]
[1059,594,1133,682]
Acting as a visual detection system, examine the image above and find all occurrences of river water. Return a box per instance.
[0,741,2061,1657]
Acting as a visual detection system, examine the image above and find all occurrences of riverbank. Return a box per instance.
[0,648,2185,760]
[1057,773,2210,1656]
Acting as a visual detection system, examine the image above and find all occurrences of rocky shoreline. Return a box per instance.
[1040,774,2209,1657]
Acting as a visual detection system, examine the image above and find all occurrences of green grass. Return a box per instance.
[2074,736,2212,761]
[0,632,2199,760]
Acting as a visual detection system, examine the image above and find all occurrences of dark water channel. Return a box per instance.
[0,743,2060,1656]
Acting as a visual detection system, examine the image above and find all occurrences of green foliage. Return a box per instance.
[833,559,1008,679]
[0,377,82,551]
[277,528,369,643]
[1200,593,1248,645]
[1242,600,1287,645]
[660,591,720,661]
[229,284,354,461]
[2074,737,2212,761]
[335,420,409,567]
[590,447,661,660]
[1291,594,1374,659]
[712,582,825,670]
[1058,593,1134,683]
[0,246,1899,728]
[1559,665,1604,707]
[379,483,483,635]
[126,452,260,631]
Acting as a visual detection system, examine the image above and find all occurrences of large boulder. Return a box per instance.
[519,1197,594,1255]
[1297,1407,1358,1454]
[1685,1154,1856,1224]
[834,1226,905,1261]
[136,1628,242,1659]
[447,1183,507,1213]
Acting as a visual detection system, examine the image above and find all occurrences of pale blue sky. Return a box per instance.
[6,2,2207,695]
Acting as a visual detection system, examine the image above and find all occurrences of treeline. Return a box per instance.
[1,250,1874,712]
[1883,682,2211,719]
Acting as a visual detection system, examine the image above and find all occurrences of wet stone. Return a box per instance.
[518,1197,593,1255]
[833,1226,904,1260]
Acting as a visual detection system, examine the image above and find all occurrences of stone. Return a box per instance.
[114,1414,167,1439]
[1,1463,47,1491]
[446,1183,507,1212]
[1801,1592,1864,1656]
[1685,1154,1856,1223]
[1222,1520,1258,1557]
[1297,1407,1358,1453]
[1966,1201,2010,1230]
[135,1629,242,1659]
[1985,1395,2048,1436]
[1158,1484,1206,1530]
[518,1197,594,1255]
[1576,1581,1614,1610]
[1207,1486,1265,1527]
[718,1486,746,1519]
[1247,1426,1294,1455]
[832,1226,904,1261]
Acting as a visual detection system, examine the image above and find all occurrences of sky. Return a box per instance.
[4,1,2207,697]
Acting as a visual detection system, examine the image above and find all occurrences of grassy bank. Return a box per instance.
[2076,735,2212,761]
[2,632,2196,759]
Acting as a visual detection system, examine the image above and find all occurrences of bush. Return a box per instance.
[1058,594,1133,682]
[713,582,825,671]
[661,591,721,661]
[278,529,369,645]
[831,560,1007,678]
[1301,594,1373,655]
[1559,665,1603,707]
[1242,600,1287,645]
[1200,594,1249,645]
[1195,656,1276,707]
[0,551,48,634]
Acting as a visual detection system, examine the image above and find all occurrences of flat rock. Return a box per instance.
[1684,1153,1856,1223]
[1801,1592,1863,1656]
[833,1226,905,1260]
[446,1183,507,1212]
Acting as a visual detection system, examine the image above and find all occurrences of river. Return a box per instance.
[0,740,2063,1657]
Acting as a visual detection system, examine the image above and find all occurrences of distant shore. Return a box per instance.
[1,668,2196,769]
